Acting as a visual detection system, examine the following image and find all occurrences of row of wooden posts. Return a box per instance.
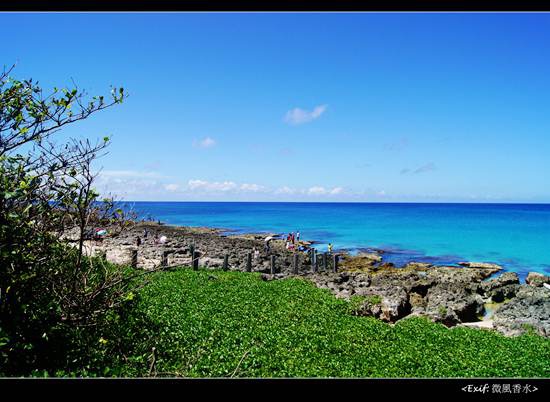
[127,245,339,274]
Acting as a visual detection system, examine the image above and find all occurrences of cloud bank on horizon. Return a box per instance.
[95,170,515,203]
[96,172,351,201]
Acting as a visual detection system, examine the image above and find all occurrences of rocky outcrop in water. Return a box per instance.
[525,272,550,287]
[458,262,503,270]
[342,252,382,268]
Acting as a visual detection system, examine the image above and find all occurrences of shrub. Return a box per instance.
[0,66,133,375]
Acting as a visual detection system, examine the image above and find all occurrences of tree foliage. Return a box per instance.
[0,64,134,374]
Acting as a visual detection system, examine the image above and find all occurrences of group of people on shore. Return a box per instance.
[262,230,301,253]
[260,230,334,255]
[284,230,300,251]
[136,228,167,247]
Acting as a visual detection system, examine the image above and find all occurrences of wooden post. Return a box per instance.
[189,244,196,270]
[223,254,229,271]
[192,250,199,271]
[293,253,299,274]
[246,252,252,272]
[131,249,138,268]
[323,252,328,271]
[270,255,276,274]
[312,249,318,273]
[162,250,169,267]
[333,254,339,273]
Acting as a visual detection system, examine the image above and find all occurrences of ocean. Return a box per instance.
[126,202,550,281]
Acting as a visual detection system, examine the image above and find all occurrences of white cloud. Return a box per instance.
[377,190,386,196]
[275,186,296,195]
[307,186,327,195]
[95,170,173,198]
[164,183,181,192]
[284,104,327,125]
[240,183,267,192]
[193,137,217,148]
[188,179,237,192]
[306,186,344,196]
[187,179,209,190]
[95,176,164,198]
[187,180,270,194]
[97,170,349,200]
[185,181,345,197]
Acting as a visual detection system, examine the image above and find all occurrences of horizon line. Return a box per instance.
[114,200,550,205]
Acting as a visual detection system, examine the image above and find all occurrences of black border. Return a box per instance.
[1,1,550,12]
[2,0,550,395]
[1,378,549,397]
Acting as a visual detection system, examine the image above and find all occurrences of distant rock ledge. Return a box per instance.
[458,261,503,270]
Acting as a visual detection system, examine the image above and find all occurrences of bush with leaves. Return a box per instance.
[0,64,136,375]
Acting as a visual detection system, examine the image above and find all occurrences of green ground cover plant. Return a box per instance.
[93,268,550,378]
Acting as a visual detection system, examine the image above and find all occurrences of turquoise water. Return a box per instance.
[127,202,550,280]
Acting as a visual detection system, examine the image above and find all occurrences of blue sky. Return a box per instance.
[3,12,550,202]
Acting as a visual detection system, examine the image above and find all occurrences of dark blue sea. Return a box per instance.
[126,202,550,281]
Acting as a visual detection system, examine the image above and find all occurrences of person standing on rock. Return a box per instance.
[328,243,333,253]
[296,231,300,242]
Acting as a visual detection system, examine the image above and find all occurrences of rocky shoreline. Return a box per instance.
[80,221,550,338]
